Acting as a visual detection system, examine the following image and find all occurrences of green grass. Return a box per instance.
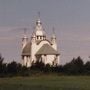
[0,75,90,90]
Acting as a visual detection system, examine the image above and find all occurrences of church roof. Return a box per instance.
[36,44,59,55]
[22,42,31,56]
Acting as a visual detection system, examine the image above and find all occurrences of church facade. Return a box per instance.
[21,17,60,67]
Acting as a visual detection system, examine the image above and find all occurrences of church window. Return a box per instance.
[37,36,39,39]
[40,36,42,39]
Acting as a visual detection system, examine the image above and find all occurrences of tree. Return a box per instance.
[84,61,90,74]
[63,56,84,75]
[7,61,21,75]
[31,60,45,71]
[44,64,51,72]
[0,53,4,64]
[0,54,6,75]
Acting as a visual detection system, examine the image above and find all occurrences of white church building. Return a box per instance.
[21,17,60,67]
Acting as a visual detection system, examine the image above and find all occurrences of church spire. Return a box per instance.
[38,12,40,19]
[51,27,57,50]
[35,12,46,40]
[52,27,56,39]
[22,28,28,49]
[24,28,27,37]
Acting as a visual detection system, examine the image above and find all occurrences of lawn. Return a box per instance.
[0,75,90,90]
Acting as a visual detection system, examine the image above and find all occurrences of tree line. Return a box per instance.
[0,53,90,77]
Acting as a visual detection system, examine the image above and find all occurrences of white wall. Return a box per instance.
[45,55,54,65]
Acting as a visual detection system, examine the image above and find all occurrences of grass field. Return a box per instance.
[0,75,90,90]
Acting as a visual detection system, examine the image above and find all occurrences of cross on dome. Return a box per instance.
[35,12,45,37]
[36,12,42,26]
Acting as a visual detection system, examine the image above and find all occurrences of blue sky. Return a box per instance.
[0,0,90,64]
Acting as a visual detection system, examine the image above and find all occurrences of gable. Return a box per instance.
[36,44,59,55]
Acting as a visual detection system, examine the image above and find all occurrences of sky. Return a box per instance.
[0,0,90,64]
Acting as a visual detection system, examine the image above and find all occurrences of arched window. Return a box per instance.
[40,36,42,39]
[37,36,39,39]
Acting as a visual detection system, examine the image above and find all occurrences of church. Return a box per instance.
[21,17,60,67]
